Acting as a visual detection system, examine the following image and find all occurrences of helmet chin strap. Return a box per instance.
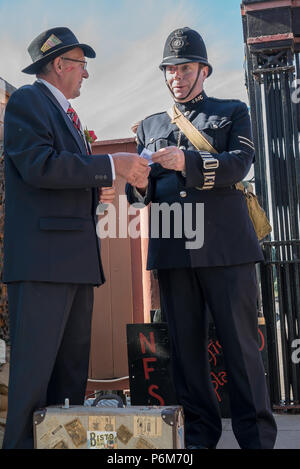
[164,63,202,102]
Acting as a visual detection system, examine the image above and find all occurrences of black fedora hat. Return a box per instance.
[22,27,96,75]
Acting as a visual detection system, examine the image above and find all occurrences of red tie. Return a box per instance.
[67,105,91,154]
[67,105,82,132]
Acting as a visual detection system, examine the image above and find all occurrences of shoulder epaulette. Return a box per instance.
[208,96,242,104]
[143,111,167,121]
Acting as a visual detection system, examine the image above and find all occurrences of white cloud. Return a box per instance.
[76,7,248,140]
[0,0,248,140]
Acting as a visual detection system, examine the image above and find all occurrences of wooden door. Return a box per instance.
[88,138,154,388]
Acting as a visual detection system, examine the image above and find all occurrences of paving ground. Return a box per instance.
[217,414,300,449]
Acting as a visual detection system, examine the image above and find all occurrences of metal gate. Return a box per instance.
[241,0,300,409]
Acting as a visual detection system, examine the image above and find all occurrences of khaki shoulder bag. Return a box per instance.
[167,104,272,241]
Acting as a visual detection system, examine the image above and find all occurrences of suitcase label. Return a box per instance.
[87,430,117,449]
[133,416,162,437]
[89,415,116,432]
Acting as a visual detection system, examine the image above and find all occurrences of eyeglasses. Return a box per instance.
[61,57,88,70]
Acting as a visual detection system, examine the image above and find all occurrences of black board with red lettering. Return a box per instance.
[126,323,177,406]
[126,321,269,418]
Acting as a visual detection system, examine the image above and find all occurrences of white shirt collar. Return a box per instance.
[36,78,70,113]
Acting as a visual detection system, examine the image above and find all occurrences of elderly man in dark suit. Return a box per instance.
[2,27,149,449]
[126,27,277,449]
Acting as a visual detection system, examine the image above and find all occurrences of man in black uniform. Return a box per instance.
[126,27,277,449]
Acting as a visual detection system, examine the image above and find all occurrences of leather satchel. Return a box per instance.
[167,104,272,241]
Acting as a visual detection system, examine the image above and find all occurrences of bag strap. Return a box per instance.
[167,104,245,193]
[166,105,271,239]
[167,105,217,154]
[167,104,220,190]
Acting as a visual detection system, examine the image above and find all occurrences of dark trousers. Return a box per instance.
[157,263,277,449]
[2,282,94,449]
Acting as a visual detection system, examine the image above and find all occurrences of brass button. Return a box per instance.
[180,191,187,198]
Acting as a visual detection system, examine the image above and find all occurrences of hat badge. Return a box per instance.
[40,34,62,53]
[170,30,188,53]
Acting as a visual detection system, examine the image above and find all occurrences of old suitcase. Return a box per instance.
[33,397,185,450]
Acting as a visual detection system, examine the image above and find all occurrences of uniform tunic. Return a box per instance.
[127,91,263,270]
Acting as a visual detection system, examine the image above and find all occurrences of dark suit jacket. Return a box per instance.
[3,81,112,284]
[126,93,264,270]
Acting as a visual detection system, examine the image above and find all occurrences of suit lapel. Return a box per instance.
[34,81,87,155]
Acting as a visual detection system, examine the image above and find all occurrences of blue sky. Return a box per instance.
[0,0,247,139]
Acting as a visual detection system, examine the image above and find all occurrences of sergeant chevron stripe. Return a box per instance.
[238,135,255,150]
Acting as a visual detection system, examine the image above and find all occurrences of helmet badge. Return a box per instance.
[169,30,189,56]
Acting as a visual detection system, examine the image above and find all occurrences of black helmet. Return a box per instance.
[159,27,212,77]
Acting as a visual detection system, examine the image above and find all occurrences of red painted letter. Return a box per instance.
[143,357,157,379]
[148,384,165,405]
[139,332,156,354]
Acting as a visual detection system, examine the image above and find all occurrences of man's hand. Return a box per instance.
[152,146,185,171]
[99,185,116,204]
[112,152,150,187]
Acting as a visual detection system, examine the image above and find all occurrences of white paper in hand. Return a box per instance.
[140,148,154,165]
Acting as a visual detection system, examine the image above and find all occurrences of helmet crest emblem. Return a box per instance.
[170,30,189,56]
